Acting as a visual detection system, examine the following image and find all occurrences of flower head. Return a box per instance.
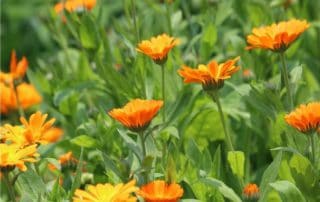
[137,34,180,64]
[73,180,138,202]
[246,19,309,52]
[49,151,78,172]
[285,102,320,134]
[178,57,240,91]
[108,99,163,132]
[19,111,57,145]
[138,180,184,202]
[54,0,96,13]
[243,183,259,199]
[0,144,39,172]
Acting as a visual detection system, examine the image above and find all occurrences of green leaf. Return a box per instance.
[259,152,283,202]
[70,135,98,148]
[270,180,306,202]
[201,177,242,202]
[79,14,99,49]
[69,148,83,199]
[202,23,217,48]
[117,129,142,161]
[185,139,202,166]
[227,151,245,178]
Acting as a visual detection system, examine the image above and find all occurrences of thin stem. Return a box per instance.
[165,1,172,35]
[13,82,25,118]
[139,131,146,159]
[161,64,166,123]
[211,91,234,151]
[309,133,316,165]
[3,171,16,202]
[131,0,140,43]
[279,52,293,110]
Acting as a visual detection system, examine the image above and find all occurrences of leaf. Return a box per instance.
[259,152,283,202]
[185,139,202,166]
[117,129,142,161]
[202,23,217,48]
[201,177,242,202]
[79,14,99,49]
[70,135,98,148]
[270,180,306,202]
[227,151,245,178]
[69,148,83,199]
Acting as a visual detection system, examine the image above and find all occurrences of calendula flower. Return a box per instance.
[138,180,184,202]
[49,151,78,172]
[73,180,138,202]
[0,144,39,172]
[19,111,57,145]
[54,0,96,13]
[137,34,180,64]
[178,57,240,91]
[243,183,259,199]
[0,50,28,85]
[108,99,163,132]
[285,102,320,134]
[246,19,309,52]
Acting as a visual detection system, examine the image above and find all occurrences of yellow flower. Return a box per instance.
[285,102,320,134]
[246,19,309,52]
[137,180,184,202]
[0,144,39,172]
[19,111,57,145]
[137,34,180,64]
[73,180,138,202]
[108,99,163,132]
[178,57,240,91]
[243,183,259,199]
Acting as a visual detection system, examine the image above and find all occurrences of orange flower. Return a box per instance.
[41,127,63,143]
[19,111,57,145]
[108,99,163,132]
[0,144,39,172]
[49,151,78,171]
[246,19,309,52]
[73,180,138,202]
[178,57,240,91]
[243,183,259,199]
[137,34,180,64]
[138,180,184,202]
[285,102,320,134]
[54,0,96,13]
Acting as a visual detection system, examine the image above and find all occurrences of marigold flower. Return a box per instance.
[19,111,57,145]
[285,102,320,134]
[246,19,309,52]
[49,151,78,172]
[137,34,180,64]
[108,99,163,132]
[243,183,259,199]
[0,144,39,172]
[178,57,240,91]
[54,0,96,13]
[73,180,138,202]
[138,180,184,202]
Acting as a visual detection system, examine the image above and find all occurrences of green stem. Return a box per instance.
[131,0,140,43]
[165,1,172,35]
[3,171,16,202]
[13,82,25,118]
[211,91,234,151]
[309,133,316,165]
[139,132,146,159]
[161,64,166,123]
[279,52,293,110]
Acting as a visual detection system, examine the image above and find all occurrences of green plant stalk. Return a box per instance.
[13,82,25,118]
[165,1,172,35]
[161,64,166,123]
[139,132,146,158]
[3,171,16,202]
[131,0,140,43]
[211,91,234,151]
[279,52,293,110]
[309,133,316,165]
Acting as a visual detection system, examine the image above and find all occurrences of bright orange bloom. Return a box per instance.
[19,111,57,145]
[243,183,259,199]
[41,127,63,143]
[0,144,39,172]
[246,19,309,52]
[73,180,138,202]
[137,34,180,63]
[138,180,184,202]
[108,99,163,132]
[178,57,240,91]
[48,151,78,171]
[285,102,320,134]
[54,0,96,13]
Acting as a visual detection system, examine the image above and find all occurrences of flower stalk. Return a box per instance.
[3,171,16,202]
[308,133,316,165]
[161,64,166,123]
[13,81,25,118]
[279,52,293,110]
[131,0,140,43]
